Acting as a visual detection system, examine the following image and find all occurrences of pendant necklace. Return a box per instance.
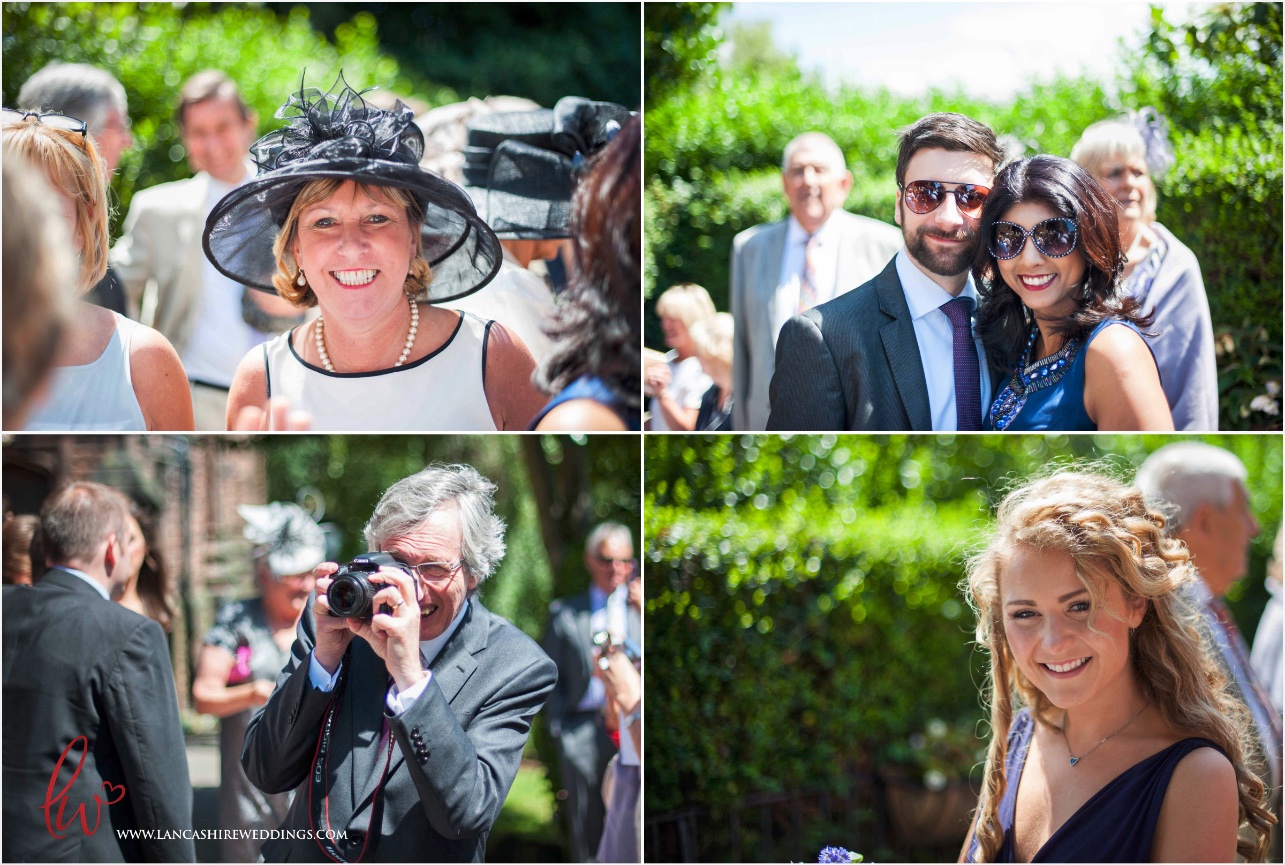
[1061,701,1150,767]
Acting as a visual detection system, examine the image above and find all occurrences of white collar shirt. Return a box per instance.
[772,214,842,345]
[50,565,110,601]
[895,248,991,430]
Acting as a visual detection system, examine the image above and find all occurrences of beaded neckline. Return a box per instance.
[989,324,1082,430]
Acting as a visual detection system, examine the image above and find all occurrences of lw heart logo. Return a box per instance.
[39,737,129,839]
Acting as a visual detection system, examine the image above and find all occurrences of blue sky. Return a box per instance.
[724,2,1197,102]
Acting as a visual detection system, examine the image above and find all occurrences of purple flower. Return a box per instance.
[818,846,861,863]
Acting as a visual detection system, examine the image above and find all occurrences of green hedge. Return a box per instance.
[644,434,1282,822]
[643,4,1282,429]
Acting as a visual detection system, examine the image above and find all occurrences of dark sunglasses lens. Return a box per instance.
[1033,219,1077,256]
[955,186,989,215]
[990,224,1024,259]
[905,181,943,214]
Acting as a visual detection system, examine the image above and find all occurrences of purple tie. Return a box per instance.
[941,296,982,431]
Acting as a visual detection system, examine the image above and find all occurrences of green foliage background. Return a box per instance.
[644,434,1281,859]
[2,2,640,242]
[643,3,1283,430]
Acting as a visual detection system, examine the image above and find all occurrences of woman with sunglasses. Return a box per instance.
[972,155,1173,431]
[2,110,193,430]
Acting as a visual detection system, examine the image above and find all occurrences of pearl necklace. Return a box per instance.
[314,293,418,373]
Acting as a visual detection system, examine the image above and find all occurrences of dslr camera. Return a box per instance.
[326,552,412,618]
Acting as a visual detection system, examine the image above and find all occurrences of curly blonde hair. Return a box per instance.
[964,470,1273,862]
[271,178,432,307]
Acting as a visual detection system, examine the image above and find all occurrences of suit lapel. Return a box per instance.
[757,221,789,340]
[874,264,933,430]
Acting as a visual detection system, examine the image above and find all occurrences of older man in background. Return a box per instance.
[731,131,901,430]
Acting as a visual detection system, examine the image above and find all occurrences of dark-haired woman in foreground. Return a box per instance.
[961,471,1273,862]
[972,156,1172,431]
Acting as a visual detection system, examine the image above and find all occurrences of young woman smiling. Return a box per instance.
[971,156,1172,431]
[960,471,1273,862]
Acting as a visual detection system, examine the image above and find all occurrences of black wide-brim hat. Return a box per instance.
[203,77,502,303]
[462,97,634,240]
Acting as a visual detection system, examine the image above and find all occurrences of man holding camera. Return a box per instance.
[542,521,640,862]
[242,464,557,862]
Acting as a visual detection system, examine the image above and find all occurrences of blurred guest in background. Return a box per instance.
[4,111,193,430]
[18,62,134,314]
[111,70,301,430]
[533,113,642,431]
[1,514,39,586]
[1071,113,1218,430]
[645,283,715,432]
[115,507,177,633]
[690,311,736,432]
[1252,525,1283,718]
[596,639,642,864]
[733,131,901,431]
[192,502,324,862]
[3,482,194,862]
[543,521,640,861]
[1,152,74,429]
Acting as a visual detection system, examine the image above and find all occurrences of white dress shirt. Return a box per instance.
[773,215,842,343]
[895,249,991,430]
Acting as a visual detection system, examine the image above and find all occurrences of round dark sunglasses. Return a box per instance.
[989,217,1079,260]
[899,180,991,217]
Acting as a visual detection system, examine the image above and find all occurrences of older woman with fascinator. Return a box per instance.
[3,111,193,430]
[1071,113,1218,431]
[192,502,324,862]
[533,113,642,430]
[972,155,1172,430]
[206,78,545,430]
[961,471,1274,862]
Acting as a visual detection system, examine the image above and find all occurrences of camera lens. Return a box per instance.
[327,571,374,618]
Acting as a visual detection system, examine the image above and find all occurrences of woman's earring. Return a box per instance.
[1129,626,1137,638]
[295,268,307,288]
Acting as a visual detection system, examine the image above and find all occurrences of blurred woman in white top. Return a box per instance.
[646,282,715,431]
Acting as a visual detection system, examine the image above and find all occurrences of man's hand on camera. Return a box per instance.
[345,566,426,693]
[312,563,355,674]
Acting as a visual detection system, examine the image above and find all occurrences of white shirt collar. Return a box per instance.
[51,565,110,601]
[785,213,839,247]
[895,248,980,321]
[420,599,470,666]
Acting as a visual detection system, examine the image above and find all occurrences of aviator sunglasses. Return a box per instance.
[1,108,88,147]
[899,180,990,217]
[989,217,1079,260]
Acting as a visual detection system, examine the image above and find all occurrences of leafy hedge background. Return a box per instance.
[643,3,1282,430]
[644,434,1281,859]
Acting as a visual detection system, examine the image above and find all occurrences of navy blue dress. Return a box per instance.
[529,375,641,430]
[988,319,1158,431]
[969,708,1225,862]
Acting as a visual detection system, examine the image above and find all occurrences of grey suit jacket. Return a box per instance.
[242,598,556,862]
[731,210,901,430]
[110,174,212,358]
[768,257,934,431]
[2,570,194,863]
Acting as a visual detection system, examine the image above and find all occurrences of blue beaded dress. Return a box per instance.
[987,319,1156,431]
[966,708,1225,862]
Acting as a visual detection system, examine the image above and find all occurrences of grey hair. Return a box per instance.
[40,481,130,566]
[364,464,506,583]
[781,131,846,174]
[1135,443,1248,532]
[18,63,128,134]
[586,521,633,556]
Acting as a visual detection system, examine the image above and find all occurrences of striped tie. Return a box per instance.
[797,233,819,313]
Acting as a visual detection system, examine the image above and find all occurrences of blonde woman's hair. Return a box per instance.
[689,311,734,371]
[2,117,110,293]
[271,178,432,307]
[654,282,716,329]
[964,470,1273,862]
[1070,119,1158,221]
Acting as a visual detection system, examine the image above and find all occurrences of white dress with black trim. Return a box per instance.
[261,310,498,431]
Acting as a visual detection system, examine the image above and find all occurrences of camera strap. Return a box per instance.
[308,654,396,863]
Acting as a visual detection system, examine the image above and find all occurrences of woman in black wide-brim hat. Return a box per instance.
[204,77,546,431]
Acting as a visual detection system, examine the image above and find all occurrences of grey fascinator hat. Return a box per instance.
[204,74,503,303]
[238,502,326,576]
[462,96,634,239]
